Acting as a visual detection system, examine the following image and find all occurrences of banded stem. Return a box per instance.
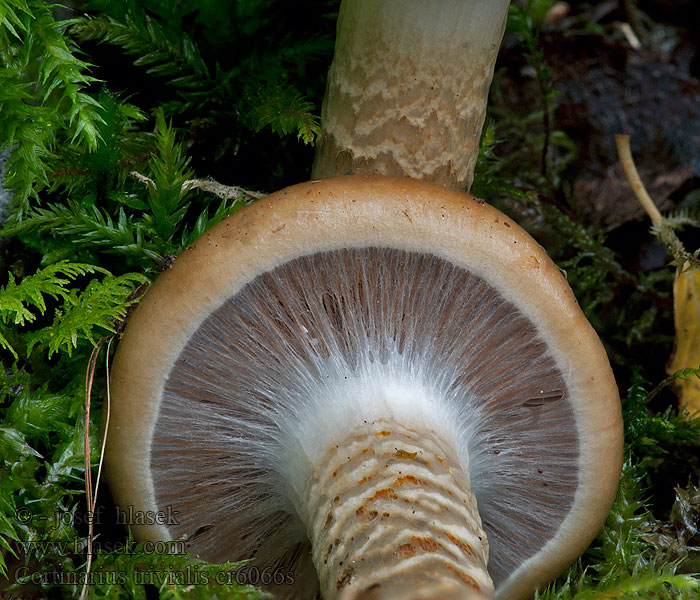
[302,421,492,599]
[312,0,510,190]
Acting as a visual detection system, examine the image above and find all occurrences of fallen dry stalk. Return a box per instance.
[81,336,113,600]
[129,171,266,201]
[615,133,698,268]
[614,134,663,226]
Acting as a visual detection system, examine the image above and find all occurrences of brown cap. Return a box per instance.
[105,176,622,599]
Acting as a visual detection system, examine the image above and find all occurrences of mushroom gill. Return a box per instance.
[152,247,576,598]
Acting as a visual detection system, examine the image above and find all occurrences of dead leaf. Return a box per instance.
[667,263,700,418]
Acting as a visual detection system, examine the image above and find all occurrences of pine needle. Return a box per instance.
[80,335,113,600]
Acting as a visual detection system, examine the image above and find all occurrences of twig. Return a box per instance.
[129,171,265,201]
[618,22,641,50]
[614,134,663,226]
[182,178,266,200]
[615,134,699,268]
[622,0,645,44]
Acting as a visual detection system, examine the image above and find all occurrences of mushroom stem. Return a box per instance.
[311,0,510,191]
[302,421,492,599]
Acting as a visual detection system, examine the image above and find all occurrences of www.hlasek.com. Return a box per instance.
[17,538,187,557]
[15,564,296,587]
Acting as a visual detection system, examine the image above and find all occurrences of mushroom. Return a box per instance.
[105,181,622,600]
[104,2,623,600]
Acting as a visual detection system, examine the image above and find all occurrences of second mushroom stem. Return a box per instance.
[311,0,510,191]
[302,421,493,599]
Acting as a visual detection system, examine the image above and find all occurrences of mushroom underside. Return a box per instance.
[150,246,578,597]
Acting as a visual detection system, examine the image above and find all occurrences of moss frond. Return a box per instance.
[246,84,321,145]
[0,0,104,211]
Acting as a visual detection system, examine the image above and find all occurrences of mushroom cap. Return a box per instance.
[105,176,622,600]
